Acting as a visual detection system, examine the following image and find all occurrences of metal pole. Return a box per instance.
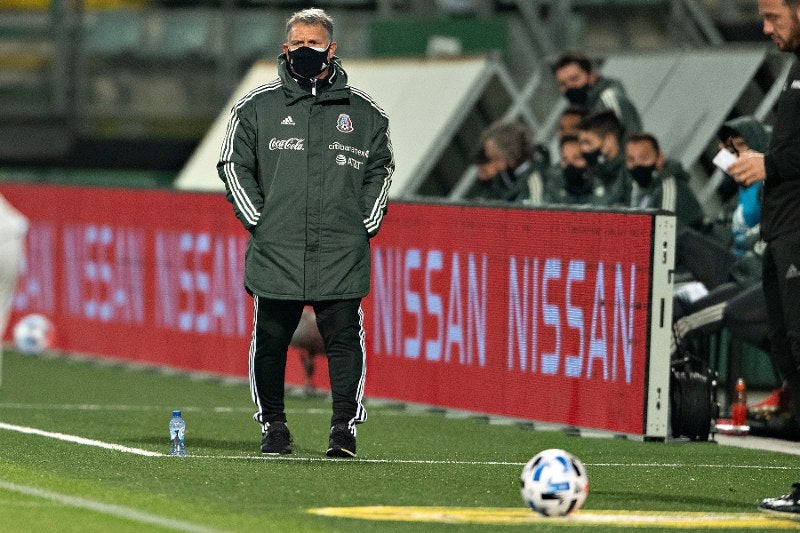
[51,0,81,129]
[217,1,238,107]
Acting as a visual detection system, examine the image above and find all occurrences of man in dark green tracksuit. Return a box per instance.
[217,8,394,457]
[576,110,632,207]
[625,132,704,230]
[552,51,643,138]
[467,119,549,204]
[546,135,607,206]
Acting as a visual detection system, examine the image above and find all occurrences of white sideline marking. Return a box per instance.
[0,422,164,457]
[187,455,797,470]
[0,419,795,472]
[0,480,226,533]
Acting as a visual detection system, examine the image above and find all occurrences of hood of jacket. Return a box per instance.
[721,116,771,153]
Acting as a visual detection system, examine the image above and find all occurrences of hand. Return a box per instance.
[727,151,766,187]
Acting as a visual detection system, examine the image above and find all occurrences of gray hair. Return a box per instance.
[285,8,334,41]
[480,119,535,166]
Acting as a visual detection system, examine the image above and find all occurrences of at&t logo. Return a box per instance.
[335,153,363,170]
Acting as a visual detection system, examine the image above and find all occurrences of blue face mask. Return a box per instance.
[287,45,330,79]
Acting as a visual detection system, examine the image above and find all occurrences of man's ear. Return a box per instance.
[657,152,666,171]
[603,132,619,156]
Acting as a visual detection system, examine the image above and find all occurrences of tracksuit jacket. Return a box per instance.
[587,77,643,137]
[217,56,394,301]
[631,160,704,230]
[762,51,800,242]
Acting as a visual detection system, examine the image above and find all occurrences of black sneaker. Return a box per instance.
[759,483,800,518]
[261,421,292,455]
[326,423,356,458]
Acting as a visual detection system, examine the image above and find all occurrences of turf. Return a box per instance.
[0,350,798,532]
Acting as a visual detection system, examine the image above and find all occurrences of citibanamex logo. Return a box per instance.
[268,137,305,150]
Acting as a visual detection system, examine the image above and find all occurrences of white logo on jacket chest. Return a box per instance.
[335,154,363,170]
[269,137,304,150]
[791,79,800,90]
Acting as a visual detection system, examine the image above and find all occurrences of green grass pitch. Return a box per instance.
[0,350,798,532]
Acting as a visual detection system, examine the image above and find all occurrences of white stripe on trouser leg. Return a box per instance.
[249,295,264,424]
[349,305,368,434]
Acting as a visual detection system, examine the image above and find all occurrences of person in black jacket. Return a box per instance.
[729,0,800,516]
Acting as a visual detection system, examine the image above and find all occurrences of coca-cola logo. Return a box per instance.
[268,137,305,150]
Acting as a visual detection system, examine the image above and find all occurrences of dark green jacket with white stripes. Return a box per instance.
[217,56,394,301]
[588,77,642,138]
[630,159,704,230]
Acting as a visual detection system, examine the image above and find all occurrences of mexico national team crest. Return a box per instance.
[336,113,354,133]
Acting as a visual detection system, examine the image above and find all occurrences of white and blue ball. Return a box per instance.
[520,448,589,517]
[13,314,54,355]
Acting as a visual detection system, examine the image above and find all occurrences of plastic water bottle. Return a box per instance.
[169,410,186,456]
[731,378,749,435]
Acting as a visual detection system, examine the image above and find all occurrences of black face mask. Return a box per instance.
[287,46,330,79]
[630,165,657,188]
[563,165,589,194]
[582,148,602,168]
[564,85,590,106]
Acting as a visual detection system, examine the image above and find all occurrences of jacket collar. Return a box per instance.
[278,54,350,105]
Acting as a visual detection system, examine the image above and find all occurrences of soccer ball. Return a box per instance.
[12,314,54,355]
[520,448,589,517]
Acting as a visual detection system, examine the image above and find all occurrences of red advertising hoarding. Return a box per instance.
[363,202,655,435]
[2,184,669,436]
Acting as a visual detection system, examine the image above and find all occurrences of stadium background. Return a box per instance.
[0,0,784,425]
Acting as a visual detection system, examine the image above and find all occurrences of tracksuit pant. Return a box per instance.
[763,230,800,418]
[249,296,367,431]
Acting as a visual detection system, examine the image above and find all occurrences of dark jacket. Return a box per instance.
[588,77,643,137]
[762,52,800,241]
[468,158,549,204]
[217,56,394,300]
[546,165,607,207]
[590,152,631,207]
[631,160,704,230]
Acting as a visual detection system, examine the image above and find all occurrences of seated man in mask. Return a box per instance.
[625,132,704,230]
[577,110,631,207]
[547,135,605,206]
[467,119,549,204]
[675,116,770,294]
[552,51,642,137]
